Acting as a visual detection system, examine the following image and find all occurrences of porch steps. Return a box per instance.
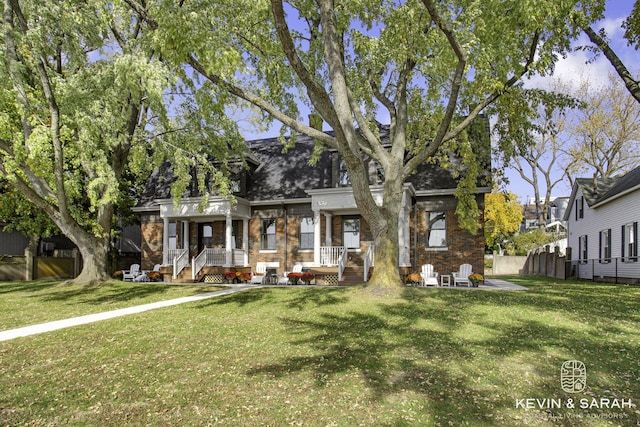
[339,266,366,286]
[172,266,196,284]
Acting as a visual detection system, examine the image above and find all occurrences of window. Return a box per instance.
[622,222,638,262]
[261,219,276,250]
[343,218,360,249]
[299,217,314,249]
[426,211,447,248]
[599,229,611,263]
[579,235,588,264]
[575,196,584,220]
[168,221,177,250]
[339,160,350,186]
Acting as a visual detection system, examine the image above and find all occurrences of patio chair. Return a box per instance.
[122,264,140,281]
[420,264,439,287]
[452,263,473,287]
[250,262,267,284]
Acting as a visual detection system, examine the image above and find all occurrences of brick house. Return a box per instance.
[133,122,490,284]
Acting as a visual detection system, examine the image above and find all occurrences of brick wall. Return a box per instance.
[413,195,485,277]
[140,213,163,270]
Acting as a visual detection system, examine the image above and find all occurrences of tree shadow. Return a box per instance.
[245,285,640,424]
[0,280,60,294]
[37,282,220,305]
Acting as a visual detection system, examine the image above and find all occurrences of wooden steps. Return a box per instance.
[339,266,366,286]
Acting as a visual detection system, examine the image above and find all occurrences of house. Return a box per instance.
[521,196,569,233]
[134,122,491,285]
[564,166,640,283]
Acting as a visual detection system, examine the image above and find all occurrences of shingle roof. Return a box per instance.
[576,165,640,207]
[245,134,332,201]
[138,119,491,206]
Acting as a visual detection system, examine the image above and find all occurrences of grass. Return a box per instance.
[1,277,639,426]
[0,280,223,330]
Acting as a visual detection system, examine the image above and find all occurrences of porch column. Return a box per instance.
[225,212,233,267]
[313,209,321,265]
[163,217,169,265]
[243,218,249,266]
[182,221,189,252]
[324,213,332,246]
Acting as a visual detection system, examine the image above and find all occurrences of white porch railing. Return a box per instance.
[320,246,345,266]
[364,244,375,282]
[166,249,183,266]
[338,247,348,282]
[192,248,247,280]
[173,249,190,279]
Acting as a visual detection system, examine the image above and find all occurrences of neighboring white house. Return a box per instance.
[564,166,640,283]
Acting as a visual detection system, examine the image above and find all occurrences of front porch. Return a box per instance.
[157,197,252,280]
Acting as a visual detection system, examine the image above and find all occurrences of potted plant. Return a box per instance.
[224,271,236,283]
[405,273,422,286]
[301,271,315,285]
[287,271,303,285]
[469,273,484,287]
[146,271,161,282]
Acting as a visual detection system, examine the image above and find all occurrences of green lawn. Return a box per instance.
[1,277,639,426]
[0,280,223,330]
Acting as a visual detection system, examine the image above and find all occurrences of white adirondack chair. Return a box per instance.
[453,263,473,287]
[122,264,140,281]
[251,262,268,284]
[420,264,439,287]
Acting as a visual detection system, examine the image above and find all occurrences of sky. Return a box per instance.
[504,0,639,203]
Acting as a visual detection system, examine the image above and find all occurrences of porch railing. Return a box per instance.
[364,244,375,282]
[192,248,247,280]
[166,249,183,266]
[320,246,345,266]
[173,249,189,279]
[338,247,348,282]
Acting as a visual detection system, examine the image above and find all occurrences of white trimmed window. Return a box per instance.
[426,211,447,248]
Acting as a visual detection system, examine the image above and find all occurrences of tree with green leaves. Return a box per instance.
[484,191,523,253]
[125,0,602,289]
[0,0,244,284]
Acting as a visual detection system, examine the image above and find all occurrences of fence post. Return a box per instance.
[24,246,34,281]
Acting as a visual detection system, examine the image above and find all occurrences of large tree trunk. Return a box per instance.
[71,232,111,286]
[358,172,405,292]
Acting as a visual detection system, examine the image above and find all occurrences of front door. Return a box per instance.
[198,223,213,252]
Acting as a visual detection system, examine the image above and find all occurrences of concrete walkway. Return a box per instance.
[0,284,261,342]
[481,278,528,290]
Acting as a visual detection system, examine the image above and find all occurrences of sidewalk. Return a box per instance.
[0,284,260,342]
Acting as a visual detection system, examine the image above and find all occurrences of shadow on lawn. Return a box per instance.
[37,282,209,305]
[198,286,351,310]
[0,280,60,294]
[245,285,640,425]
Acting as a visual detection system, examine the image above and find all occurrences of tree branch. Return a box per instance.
[187,55,337,148]
[581,24,640,104]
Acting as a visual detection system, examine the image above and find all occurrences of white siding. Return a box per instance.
[567,186,640,280]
